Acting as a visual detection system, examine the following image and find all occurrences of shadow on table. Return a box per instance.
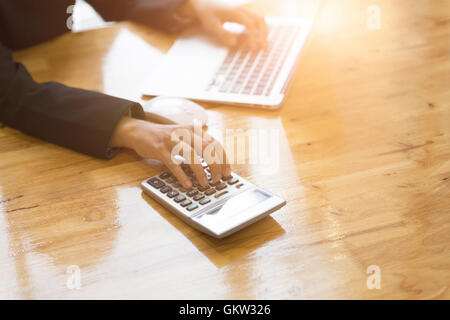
[141,191,285,268]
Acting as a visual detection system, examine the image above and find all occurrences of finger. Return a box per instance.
[169,125,210,186]
[220,9,258,50]
[251,13,268,47]
[183,124,232,181]
[201,132,231,182]
[182,142,209,187]
[162,154,192,189]
[201,16,238,47]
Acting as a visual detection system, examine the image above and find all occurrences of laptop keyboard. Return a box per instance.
[206,23,302,97]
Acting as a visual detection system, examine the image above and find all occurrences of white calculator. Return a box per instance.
[141,161,286,238]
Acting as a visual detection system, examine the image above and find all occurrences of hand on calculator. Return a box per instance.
[109,116,231,189]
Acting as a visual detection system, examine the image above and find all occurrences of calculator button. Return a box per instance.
[215,191,228,198]
[178,187,188,193]
[172,182,182,188]
[166,177,176,183]
[193,194,205,201]
[160,186,172,193]
[205,189,216,196]
[187,190,199,197]
[180,199,192,207]
[209,180,221,187]
[167,190,179,198]
[187,204,198,211]
[174,195,186,203]
[215,183,227,191]
[236,183,244,189]
[222,175,233,181]
[199,198,211,205]
[159,172,171,179]
[198,185,210,192]
[147,178,165,189]
[227,177,239,185]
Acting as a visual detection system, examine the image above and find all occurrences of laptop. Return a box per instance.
[141,15,316,109]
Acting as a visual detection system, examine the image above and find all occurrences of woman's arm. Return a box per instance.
[86,0,192,33]
[0,42,145,159]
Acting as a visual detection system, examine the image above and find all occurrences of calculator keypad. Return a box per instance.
[145,161,247,214]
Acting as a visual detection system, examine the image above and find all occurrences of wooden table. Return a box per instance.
[1,0,449,299]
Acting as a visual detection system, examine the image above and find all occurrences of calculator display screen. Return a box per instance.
[206,189,270,218]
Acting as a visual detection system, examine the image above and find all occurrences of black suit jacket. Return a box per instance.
[0,0,187,159]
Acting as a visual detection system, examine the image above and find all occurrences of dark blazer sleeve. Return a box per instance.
[86,0,192,33]
[0,42,145,159]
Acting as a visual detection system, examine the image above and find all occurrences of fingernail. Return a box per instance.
[184,179,192,189]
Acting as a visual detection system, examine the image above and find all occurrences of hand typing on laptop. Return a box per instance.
[176,0,268,50]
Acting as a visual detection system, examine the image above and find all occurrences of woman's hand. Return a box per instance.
[109,116,231,189]
[176,0,268,50]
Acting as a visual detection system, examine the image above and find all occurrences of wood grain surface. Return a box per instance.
[0,0,449,299]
